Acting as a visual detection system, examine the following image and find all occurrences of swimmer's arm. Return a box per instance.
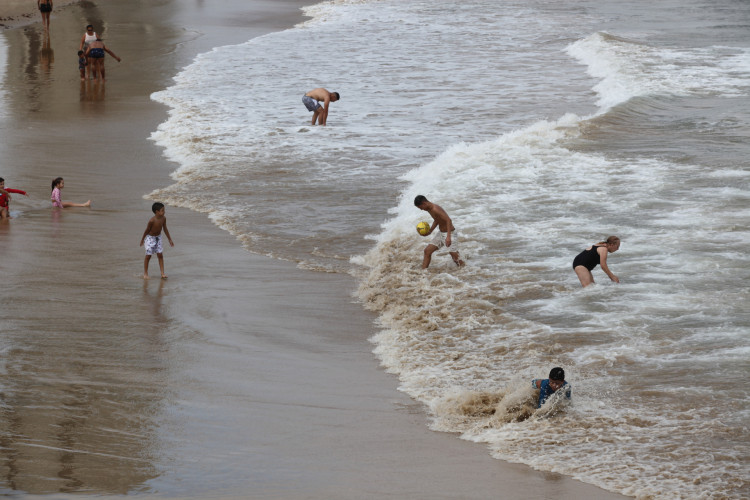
[532,379,542,389]
[162,219,174,246]
[79,34,86,51]
[104,47,121,62]
[6,188,27,196]
[319,97,331,126]
[140,220,154,246]
[598,247,619,283]
[427,219,438,235]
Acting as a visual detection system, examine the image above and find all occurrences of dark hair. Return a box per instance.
[78,50,84,56]
[51,177,63,192]
[0,177,4,183]
[549,367,565,381]
[332,92,340,100]
[414,195,428,207]
[152,202,165,213]
[86,25,94,30]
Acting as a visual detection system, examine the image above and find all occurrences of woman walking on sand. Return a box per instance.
[85,38,121,82]
[572,236,620,287]
[38,0,53,30]
[79,25,98,79]
[51,177,90,208]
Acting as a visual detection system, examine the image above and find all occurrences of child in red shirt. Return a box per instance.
[0,177,28,219]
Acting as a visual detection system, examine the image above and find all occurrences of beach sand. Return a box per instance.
[0,0,627,498]
[0,0,80,29]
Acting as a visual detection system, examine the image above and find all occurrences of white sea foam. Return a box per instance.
[567,32,750,110]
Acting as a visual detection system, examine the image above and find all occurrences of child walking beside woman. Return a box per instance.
[51,177,90,208]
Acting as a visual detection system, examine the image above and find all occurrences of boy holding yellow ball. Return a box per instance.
[414,195,465,269]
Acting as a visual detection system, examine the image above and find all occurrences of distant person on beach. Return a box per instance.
[38,0,52,30]
[414,195,465,269]
[531,367,571,408]
[79,25,98,79]
[302,88,340,126]
[50,177,91,208]
[78,50,87,81]
[140,202,174,280]
[0,177,28,220]
[85,38,121,82]
[572,236,621,287]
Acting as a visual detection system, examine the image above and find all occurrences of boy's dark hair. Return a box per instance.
[86,24,94,29]
[549,367,565,381]
[414,195,428,207]
[78,50,84,56]
[152,202,165,213]
[0,177,4,183]
[332,92,340,100]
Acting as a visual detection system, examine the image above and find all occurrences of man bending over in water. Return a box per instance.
[414,194,465,269]
[302,88,340,126]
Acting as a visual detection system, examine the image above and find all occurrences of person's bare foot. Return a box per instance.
[161,274,168,279]
[454,259,465,267]
[84,200,91,207]
[143,274,150,280]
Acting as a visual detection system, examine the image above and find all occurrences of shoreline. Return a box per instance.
[0,0,629,497]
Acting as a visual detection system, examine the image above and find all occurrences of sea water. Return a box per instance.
[150,0,750,497]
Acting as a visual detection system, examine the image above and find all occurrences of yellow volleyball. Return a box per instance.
[416,221,430,236]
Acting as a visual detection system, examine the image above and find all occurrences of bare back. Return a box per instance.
[427,203,455,232]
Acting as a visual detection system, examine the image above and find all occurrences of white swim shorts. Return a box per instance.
[430,229,459,252]
[144,234,163,256]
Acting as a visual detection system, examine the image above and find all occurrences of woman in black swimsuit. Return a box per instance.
[38,0,53,30]
[572,235,620,287]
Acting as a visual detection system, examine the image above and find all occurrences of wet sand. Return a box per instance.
[0,0,627,498]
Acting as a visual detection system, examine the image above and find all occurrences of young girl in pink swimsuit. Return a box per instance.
[50,177,91,208]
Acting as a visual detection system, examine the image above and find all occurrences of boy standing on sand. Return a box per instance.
[140,202,174,279]
[78,50,87,81]
[302,88,340,126]
[414,195,465,269]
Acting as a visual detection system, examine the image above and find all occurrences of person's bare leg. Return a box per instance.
[143,255,151,279]
[99,61,106,81]
[449,251,465,267]
[574,266,595,287]
[422,244,438,269]
[312,108,321,125]
[157,253,167,279]
[62,200,91,207]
